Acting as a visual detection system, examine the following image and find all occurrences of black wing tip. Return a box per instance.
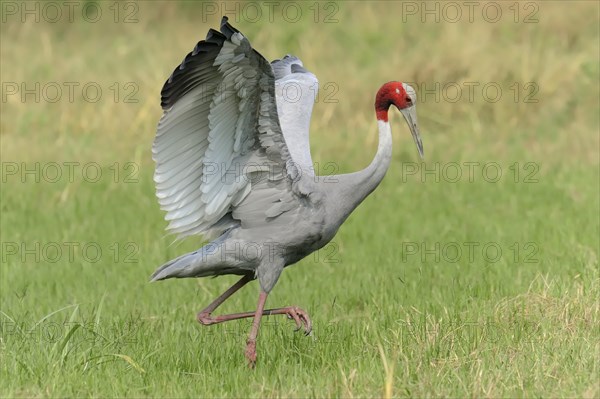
[160,20,231,109]
[220,15,240,39]
[205,29,226,45]
[160,16,244,110]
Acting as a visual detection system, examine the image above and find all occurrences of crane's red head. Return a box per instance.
[375,81,416,121]
[375,81,423,158]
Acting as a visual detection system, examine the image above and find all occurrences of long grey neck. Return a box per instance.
[320,119,393,228]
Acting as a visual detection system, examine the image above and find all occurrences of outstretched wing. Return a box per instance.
[271,55,319,177]
[153,17,311,240]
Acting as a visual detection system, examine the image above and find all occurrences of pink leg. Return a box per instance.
[196,275,252,322]
[245,291,267,367]
[197,276,312,334]
[198,302,312,335]
[195,276,311,366]
[244,294,313,367]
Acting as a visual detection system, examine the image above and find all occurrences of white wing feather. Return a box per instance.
[272,56,318,177]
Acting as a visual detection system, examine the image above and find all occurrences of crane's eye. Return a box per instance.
[406,97,412,103]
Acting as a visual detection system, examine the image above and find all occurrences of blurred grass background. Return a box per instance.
[1,1,599,397]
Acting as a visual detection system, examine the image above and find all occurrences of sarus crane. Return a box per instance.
[151,16,424,366]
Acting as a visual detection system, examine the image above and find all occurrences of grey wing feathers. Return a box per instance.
[153,17,311,241]
[271,55,319,178]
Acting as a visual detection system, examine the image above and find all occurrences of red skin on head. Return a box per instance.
[375,81,411,122]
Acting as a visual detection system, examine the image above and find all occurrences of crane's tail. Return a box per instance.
[150,232,235,282]
[150,250,204,281]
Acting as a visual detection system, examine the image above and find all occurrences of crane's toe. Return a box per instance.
[284,306,312,336]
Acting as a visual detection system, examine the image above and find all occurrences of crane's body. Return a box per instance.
[152,193,331,292]
[151,17,423,366]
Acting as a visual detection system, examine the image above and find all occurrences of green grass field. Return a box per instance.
[1,1,599,397]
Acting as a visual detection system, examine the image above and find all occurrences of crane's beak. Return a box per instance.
[400,106,424,159]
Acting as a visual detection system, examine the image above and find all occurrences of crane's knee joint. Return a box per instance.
[196,312,214,325]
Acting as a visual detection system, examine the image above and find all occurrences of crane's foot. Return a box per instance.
[245,339,257,368]
[196,311,216,325]
[196,307,312,335]
[281,306,312,336]
[196,305,311,368]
